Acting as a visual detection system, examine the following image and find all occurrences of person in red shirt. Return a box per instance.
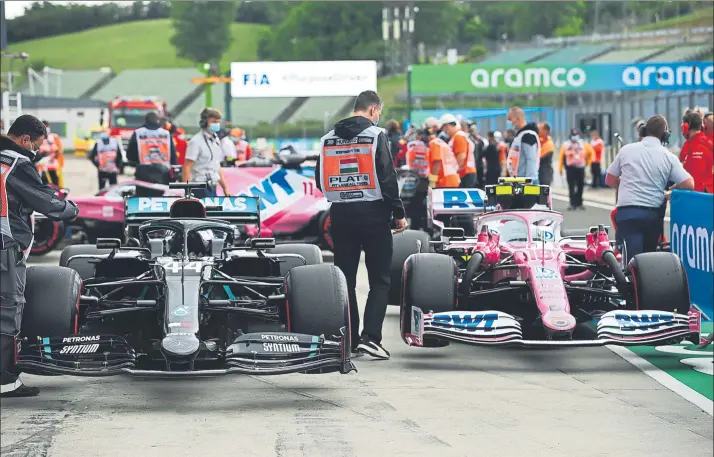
[703,112,714,144]
[679,111,713,193]
[165,122,187,165]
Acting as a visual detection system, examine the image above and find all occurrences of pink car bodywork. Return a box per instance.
[402,187,701,348]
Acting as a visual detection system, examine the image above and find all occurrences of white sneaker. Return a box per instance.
[356,337,390,360]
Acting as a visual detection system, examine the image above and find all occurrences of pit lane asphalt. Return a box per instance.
[2,158,710,457]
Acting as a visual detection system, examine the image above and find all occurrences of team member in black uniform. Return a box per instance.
[316,91,407,360]
[1,115,79,397]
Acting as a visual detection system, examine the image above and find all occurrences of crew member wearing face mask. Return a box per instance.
[1,115,79,398]
[558,129,593,210]
[182,108,232,198]
[88,130,124,190]
[126,112,177,185]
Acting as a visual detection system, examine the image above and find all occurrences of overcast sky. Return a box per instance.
[4,1,122,19]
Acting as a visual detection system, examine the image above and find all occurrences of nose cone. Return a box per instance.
[161,335,200,357]
[542,311,577,332]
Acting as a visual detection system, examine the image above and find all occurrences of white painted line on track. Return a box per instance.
[608,345,713,416]
[550,194,671,222]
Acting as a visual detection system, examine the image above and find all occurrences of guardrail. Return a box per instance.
[670,190,713,321]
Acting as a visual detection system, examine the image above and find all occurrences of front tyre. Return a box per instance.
[628,252,690,314]
[389,230,431,305]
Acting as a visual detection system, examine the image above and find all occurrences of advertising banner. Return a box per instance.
[231,61,377,98]
[410,61,713,94]
[670,190,713,321]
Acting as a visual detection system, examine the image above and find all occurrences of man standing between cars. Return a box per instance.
[1,115,79,397]
[182,108,232,198]
[88,129,124,190]
[440,114,477,189]
[538,122,555,186]
[505,107,540,180]
[679,111,713,193]
[559,128,594,210]
[127,112,177,185]
[404,129,430,230]
[424,118,461,190]
[605,115,694,263]
[316,90,407,360]
[589,129,605,188]
[483,131,502,186]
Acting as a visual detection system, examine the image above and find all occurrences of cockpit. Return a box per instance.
[476,213,561,245]
[139,221,236,258]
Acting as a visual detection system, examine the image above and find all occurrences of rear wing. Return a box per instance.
[125,196,260,225]
[428,188,487,218]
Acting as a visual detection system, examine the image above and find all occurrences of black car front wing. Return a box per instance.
[16,329,356,377]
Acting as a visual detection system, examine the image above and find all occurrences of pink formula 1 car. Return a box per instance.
[397,179,701,349]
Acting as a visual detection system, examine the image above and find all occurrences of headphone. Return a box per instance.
[639,123,671,145]
[681,120,690,138]
[199,108,212,129]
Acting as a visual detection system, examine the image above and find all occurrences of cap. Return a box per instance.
[439,113,458,127]
[424,116,439,129]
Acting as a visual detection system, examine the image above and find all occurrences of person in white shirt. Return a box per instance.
[182,108,232,198]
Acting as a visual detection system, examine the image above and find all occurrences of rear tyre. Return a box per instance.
[30,219,65,256]
[628,252,690,314]
[269,244,323,276]
[402,253,457,347]
[286,264,349,373]
[22,266,81,339]
[389,230,430,305]
[59,245,111,280]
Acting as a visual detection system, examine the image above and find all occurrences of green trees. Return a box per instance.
[170,1,237,64]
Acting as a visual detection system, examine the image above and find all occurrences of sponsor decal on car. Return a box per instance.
[534,267,558,279]
[432,313,499,331]
[171,306,191,317]
[261,334,298,342]
[62,335,100,343]
[60,344,100,354]
[263,343,301,352]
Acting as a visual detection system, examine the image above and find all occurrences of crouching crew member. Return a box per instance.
[606,115,694,263]
[89,130,123,190]
[316,90,407,360]
[1,115,79,397]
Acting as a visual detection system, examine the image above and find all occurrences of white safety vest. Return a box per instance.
[319,125,383,203]
[96,138,120,173]
[135,126,171,166]
[506,128,541,177]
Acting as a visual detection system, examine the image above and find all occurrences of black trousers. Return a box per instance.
[98,171,118,191]
[0,245,26,383]
[566,166,585,208]
[332,223,392,344]
[614,207,662,264]
[591,162,602,188]
[407,189,428,230]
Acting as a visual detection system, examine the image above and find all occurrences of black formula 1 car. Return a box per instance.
[17,183,354,377]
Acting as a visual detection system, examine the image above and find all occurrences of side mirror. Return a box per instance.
[96,238,121,249]
[442,227,466,240]
[249,237,276,249]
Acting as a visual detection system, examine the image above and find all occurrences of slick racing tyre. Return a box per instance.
[22,266,81,339]
[402,253,457,347]
[628,252,690,314]
[286,264,349,373]
[270,243,323,276]
[318,212,333,251]
[60,245,111,280]
[389,230,431,305]
[30,218,65,256]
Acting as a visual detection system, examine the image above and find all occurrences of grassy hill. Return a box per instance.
[635,6,714,32]
[5,19,267,71]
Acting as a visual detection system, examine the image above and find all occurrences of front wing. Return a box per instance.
[403,309,701,348]
[17,330,355,377]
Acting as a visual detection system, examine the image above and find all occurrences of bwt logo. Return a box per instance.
[242,73,270,86]
[671,224,713,273]
[440,190,484,209]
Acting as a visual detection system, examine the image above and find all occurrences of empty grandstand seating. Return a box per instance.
[173,83,294,127]
[589,46,667,63]
[532,44,614,64]
[646,42,714,62]
[91,68,202,110]
[480,47,554,65]
[288,97,351,123]
[20,69,110,99]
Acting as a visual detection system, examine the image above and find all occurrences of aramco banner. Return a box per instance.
[410,61,713,94]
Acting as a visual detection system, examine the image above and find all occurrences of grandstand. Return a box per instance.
[589,46,668,63]
[91,68,203,111]
[532,44,614,64]
[646,42,713,62]
[20,69,111,99]
[479,47,554,65]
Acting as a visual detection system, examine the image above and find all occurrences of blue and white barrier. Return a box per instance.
[670,190,713,321]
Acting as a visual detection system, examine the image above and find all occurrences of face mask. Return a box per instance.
[571,136,579,142]
[209,122,221,133]
[229,136,239,142]
[506,120,513,129]
[101,133,110,141]
[24,137,39,155]
[45,127,51,134]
